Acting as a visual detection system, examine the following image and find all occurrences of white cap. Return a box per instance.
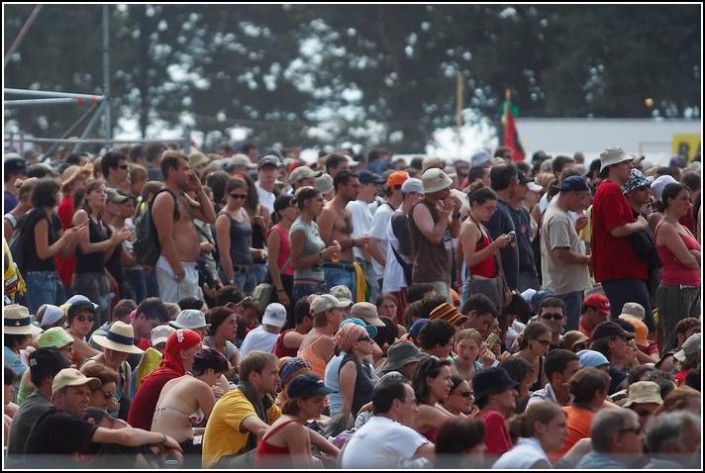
[262,303,287,328]
[650,175,678,202]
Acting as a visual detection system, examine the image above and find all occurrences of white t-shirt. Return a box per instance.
[369,202,394,279]
[239,326,278,359]
[256,183,275,214]
[341,416,430,469]
[382,210,411,293]
[347,199,373,261]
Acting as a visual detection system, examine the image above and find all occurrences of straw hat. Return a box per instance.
[4,305,42,336]
[92,321,144,354]
[60,162,93,186]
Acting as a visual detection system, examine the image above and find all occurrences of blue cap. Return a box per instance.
[577,349,610,369]
[552,175,590,193]
[409,318,431,340]
[340,317,377,339]
[287,374,334,398]
[358,170,385,185]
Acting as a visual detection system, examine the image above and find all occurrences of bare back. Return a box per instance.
[152,375,214,443]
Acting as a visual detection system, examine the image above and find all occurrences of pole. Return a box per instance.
[75,100,107,153]
[4,98,101,107]
[4,5,43,69]
[4,88,104,101]
[44,102,100,158]
[456,71,464,160]
[103,5,111,146]
[183,127,191,154]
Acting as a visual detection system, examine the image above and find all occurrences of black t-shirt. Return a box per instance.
[485,199,519,290]
[23,407,100,468]
[75,216,108,273]
[21,209,61,272]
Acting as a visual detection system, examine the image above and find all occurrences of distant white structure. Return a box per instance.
[516,118,701,166]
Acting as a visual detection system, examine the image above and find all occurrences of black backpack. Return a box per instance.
[133,189,180,266]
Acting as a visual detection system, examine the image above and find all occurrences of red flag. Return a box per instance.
[502,90,525,162]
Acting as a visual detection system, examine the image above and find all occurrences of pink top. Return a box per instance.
[655,223,700,286]
[269,224,294,277]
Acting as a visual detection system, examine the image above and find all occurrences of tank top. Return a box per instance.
[23,209,59,272]
[655,222,701,286]
[297,336,328,379]
[339,354,376,417]
[223,211,253,266]
[269,224,294,277]
[469,224,496,279]
[409,199,449,283]
[273,330,298,358]
[75,216,108,273]
[255,419,297,465]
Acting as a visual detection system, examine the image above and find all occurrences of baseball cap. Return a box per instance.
[314,173,334,194]
[36,327,73,349]
[4,155,27,175]
[470,148,492,168]
[340,317,377,339]
[188,151,210,169]
[310,294,350,315]
[386,171,409,189]
[106,187,129,204]
[230,154,257,169]
[288,166,321,184]
[518,171,543,193]
[624,381,663,407]
[258,155,282,169]
[29,348,72,382]
[52,368,101,395]
[401,177,424,195]
[358,170,385,185]
[287,374,334,399]
[674,333,700,362]
[582,294,610,315]
[151,325,175,347]
[38,304,65,328]
[591,321,634,341]
[329,285,354,307]
[650,175,678,202]
[262,303,287,328]
[552,175,590,193]
[350,302,385,328]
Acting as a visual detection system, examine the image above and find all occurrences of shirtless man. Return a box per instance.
[153,151,216,303]
[317,171,369,295]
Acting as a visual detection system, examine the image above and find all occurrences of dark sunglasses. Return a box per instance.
[541,313,564,321]
[358,336,371,343]
[453,390,473,398]
[230,194,247,200]
[77,315,94,323]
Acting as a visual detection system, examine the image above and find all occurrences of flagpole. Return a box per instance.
[456,72,464,161]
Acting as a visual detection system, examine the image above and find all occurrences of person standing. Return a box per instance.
[153,151,216,303]
[591,147,653,332]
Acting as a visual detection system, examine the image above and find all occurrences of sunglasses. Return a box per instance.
[230,194,247,200]
[541,313,564,321]
[453,390,473,398]
[77,315,94,323]
[358,336,371,343]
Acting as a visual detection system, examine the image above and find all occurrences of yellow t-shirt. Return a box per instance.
[3,237,25,302]
[201,388,281,468]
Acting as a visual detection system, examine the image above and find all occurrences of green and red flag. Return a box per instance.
[500,89,525,162]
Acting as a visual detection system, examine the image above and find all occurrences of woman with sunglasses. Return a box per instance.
[290,187,341,301]
[65,299,101,366]
[440,374,477,417]
[333,323,378,425]
[412,356,454,442]
[80,362,121,412]
[267,194,298,308]
[458,182,512,307]
[215,177,266,293]
[512,321,551,392]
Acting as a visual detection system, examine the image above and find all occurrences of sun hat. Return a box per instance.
[350,302,385,328]
[599,146,633,171]
[170,309,210,330]
[624,381,663,407]
[36,327,74,349]
[4,304,42,335]
[91,321,144,354]
[421,168,453,193]
[378,341,428,374]
[52,368,101,395]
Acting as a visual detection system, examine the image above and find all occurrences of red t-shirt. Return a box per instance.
[55,195,76,287]
[591,180,647,281]
[480,409,512,456]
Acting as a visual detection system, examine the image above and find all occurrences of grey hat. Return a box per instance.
[401,177,424,195]
[289,166,321,184]
[230,154,257,169]
[674,333,700,363]
[421,168,453,193]
[170,310,210,330]
[315,173,334,194]
[599,146,633,171]
[378,341,427,374]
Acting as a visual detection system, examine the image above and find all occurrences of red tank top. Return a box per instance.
[255,419,297,466]
[655,222,701,286]
[470,231,497,278]
[273,330,299,358]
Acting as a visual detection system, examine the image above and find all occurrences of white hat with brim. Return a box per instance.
[170,309,211,330]
[674,333,701,362]
[422,168,453,194]
[599,146,634,171]
[92,321,144,354]
[310,294,351,315]
[4,304,43,336]
[151,325,176,346]
[52,368,101,395]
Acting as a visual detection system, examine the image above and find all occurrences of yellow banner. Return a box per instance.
[672,134,701,162]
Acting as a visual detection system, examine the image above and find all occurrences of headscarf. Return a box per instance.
[334,323,367,353]
[277,357,312,404]
[160,328,202,376]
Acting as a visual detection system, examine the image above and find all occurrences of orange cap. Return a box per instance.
[386,171,409,189]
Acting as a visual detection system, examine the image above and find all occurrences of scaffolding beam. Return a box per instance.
[4,88,104,101]
[5,98,102,107]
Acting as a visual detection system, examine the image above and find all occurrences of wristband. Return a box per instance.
[161,433,167,446]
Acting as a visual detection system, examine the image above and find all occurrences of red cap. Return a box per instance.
[583,294,610,315]
[386,171,409,189]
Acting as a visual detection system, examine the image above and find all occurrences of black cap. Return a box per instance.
[472,367,519,402]
[67,300,97,320]
[287,374,334,398]
[258,155,282,169]
[4,155,27,175]
[552,175,590,192]
[591,321,635,341]
[29,348,72,382]
[358,170,385,185]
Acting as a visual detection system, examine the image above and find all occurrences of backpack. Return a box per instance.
[133,189,180,266]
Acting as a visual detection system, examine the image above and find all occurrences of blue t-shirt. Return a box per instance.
[485,198,519,290]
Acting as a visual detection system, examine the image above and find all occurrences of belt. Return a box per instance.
[233,265,252,274]
[323,261,355,270]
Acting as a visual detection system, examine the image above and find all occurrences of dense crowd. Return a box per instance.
[2,142,701,469]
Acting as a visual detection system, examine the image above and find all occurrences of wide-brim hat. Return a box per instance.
[350,302,385,328]
[4,304,42,335]
[378,341,428,373]
[92,321,144,354]
[472,367,519,402]
[421,168,453,193]
[170,309,211,330]
[624,381,663,407]
[61,162,93,186]
[599,146,633,171]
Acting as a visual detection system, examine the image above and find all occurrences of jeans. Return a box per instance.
[125,268,147,303]
[293,281,325,303]
[24,271,60,315]
[251,263,268,286]
[657,284,701,355]
[555,290,584,331]
[145,268,160,298]
[323,263,356,298]
[601,279,654,333]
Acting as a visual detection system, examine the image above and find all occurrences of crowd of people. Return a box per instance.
[2,141,702,469]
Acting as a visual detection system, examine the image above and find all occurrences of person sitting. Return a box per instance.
[439,374,476,417]
[255,374,339,468]
[575,408,644,469]
[434,417,486,469]
[527,349,580,407]
[472,367,519,459]
[240,303,287,359]
[492,401,568,468]
[644,411,701,468]
[411,356,454,442]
